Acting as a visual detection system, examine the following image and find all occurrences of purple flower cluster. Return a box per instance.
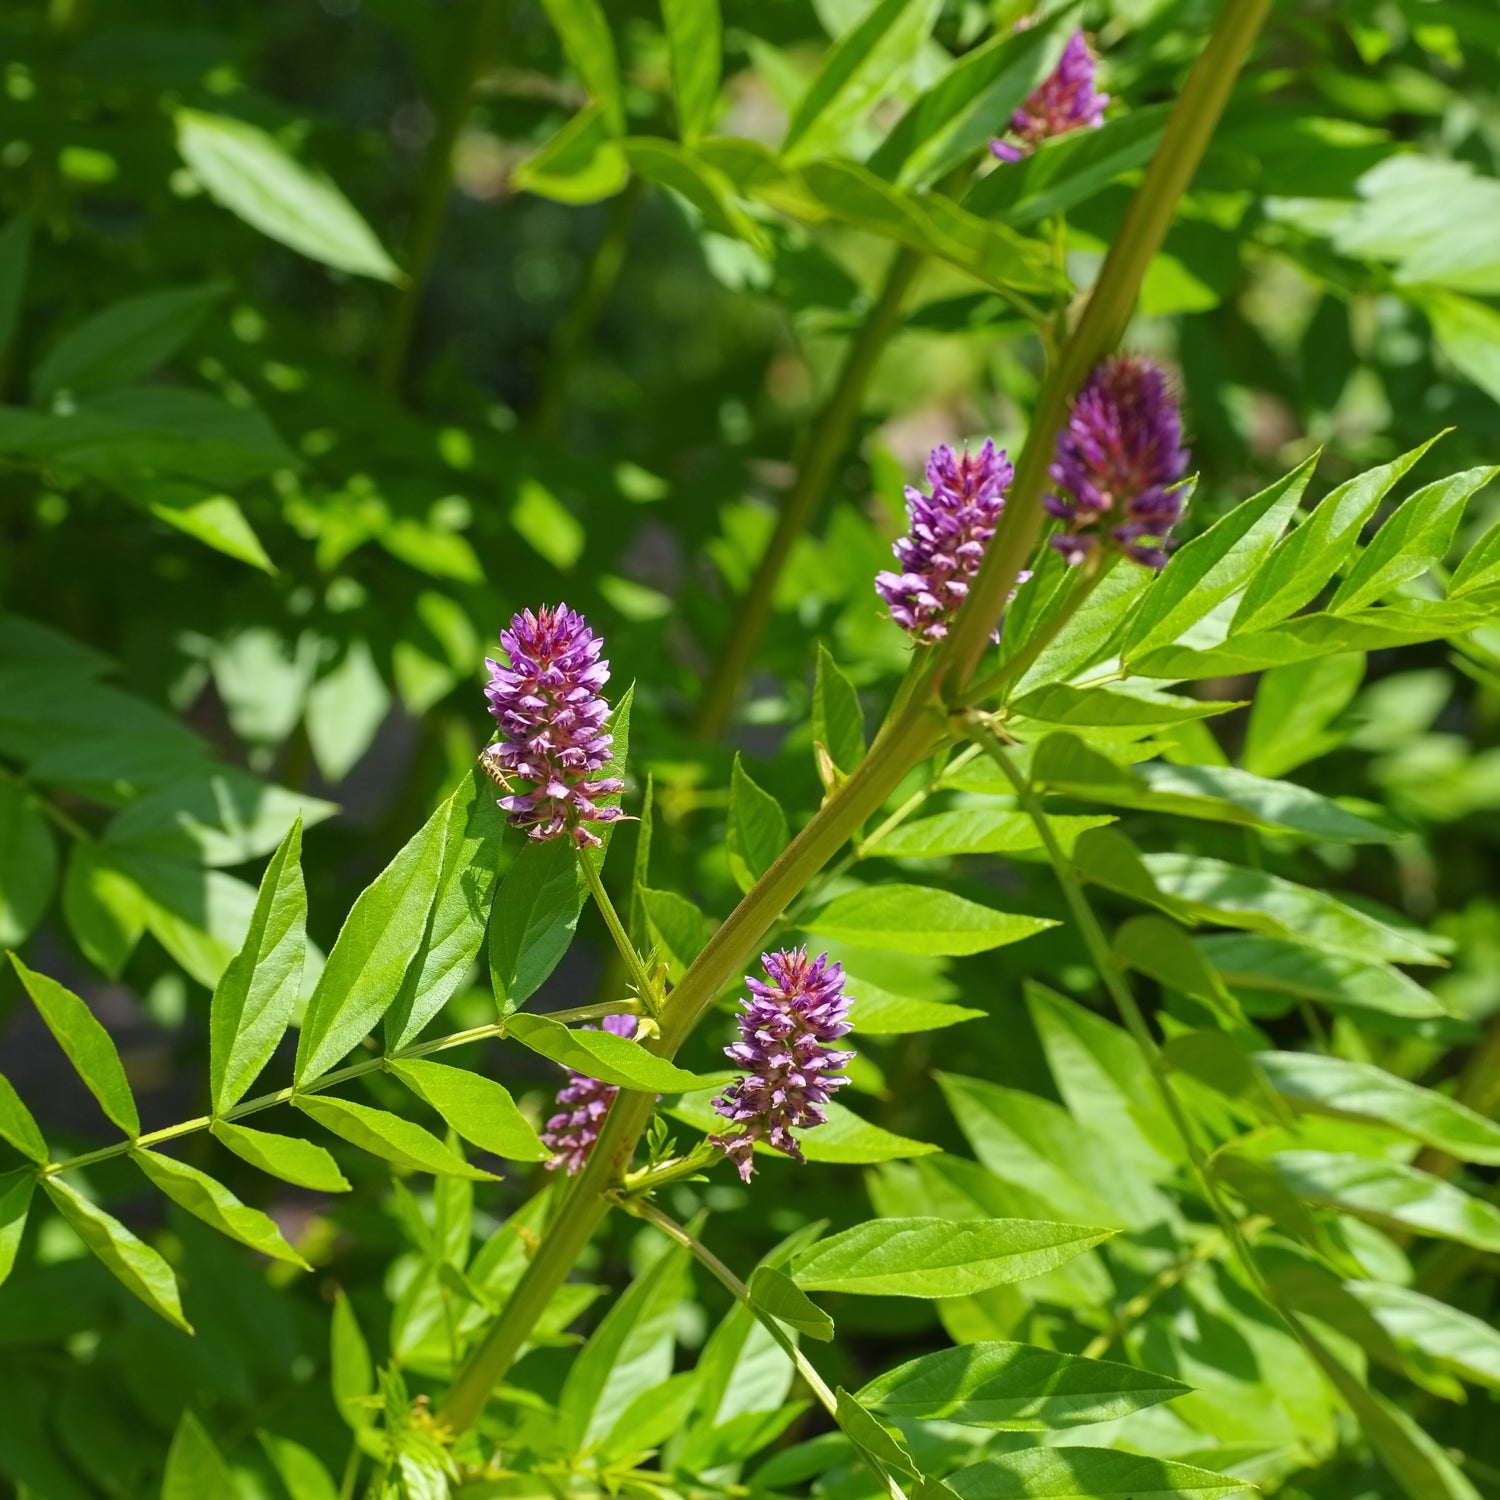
[991,29,1108,162]
[540,1014,637,1175]
[1045,355,1191,569]
[876,441,1015,642]
[709,948,854,1183]
[483,605,624,849]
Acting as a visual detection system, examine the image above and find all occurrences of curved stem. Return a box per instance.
[693,245,925,739]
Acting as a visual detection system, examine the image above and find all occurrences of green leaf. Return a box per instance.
[1242,653,1365,779]
[510,476,585,569]
[162,1412,235,1500]
[669,1092,937,1164]
[1232,439,1442,632]
[258,1432,340,1500]
[642,886,711,974]
[149,493,277,574]
[749,1264,834,1341]
[813,643,865,775]
[0,1171,33,1287]
[1421,288,1500,409]
[726,755,789,893]
[1012,683,1238,728]
[868,21,1060,187]
[1258,1052,1500,1164]
[1346,1279,1500,1392]
[304,638,390,783]
[61,844,146,977]
[947,1448,1254,1499]
[1123,455,1317,659]
[210,819,306,1112]
[42,1176,190,1332]
[1329,465,1496,612]
[782,0,944,165]
[790,1217,1114,1297]
[0,1073,46,1163]
[1114,915,1243,1024]
[0,778,56,946]
[505,1012,714,1093]
[559,1238,688,1449]
[848,977,984,1035]
[175,110,400,281]
[384,768,508,1050]
[389,1058,546,1162]
[10,955,138,1137]
[622,139,765,249]
[811,883,1056,956]
[867,807,1112,859]
[1198,933,1445,1020]
[858,1342,1189,1429]
[0,215,30,352]
[489,837,588,1011]
[1071,827,1190,922]
[538,0,625,134]
[132,1149,310,1269]
[511,105,629,205]
[1142,853,1444,966]
[294,1096,498,1180]
[661,0,721,142]
[331,1288,375,1430]
[835,1388,916,1474]
[32,284,225,401]
[210,1120,350,1193]
[1261,1150,1500,1250]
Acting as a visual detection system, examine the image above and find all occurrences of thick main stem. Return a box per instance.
[693,246,925,739]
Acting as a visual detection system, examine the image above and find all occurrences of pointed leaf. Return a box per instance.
[539,0,624,134]
[211,1120,350,1192]
[489,837,587,1011]
[0,1074,46,1163]
[332,1288,375,1431]
[258,1432,340,1500]
[211,818,307,1111]
[505,1012,714,1092]
[661,0,721,142]
[389,1058,546,1161]
[947,1448,1254,1499]
[294,1096,498,1180]
[835,1388,916,1474]
[813,644,866,774]
[42,1176,190,1332]
[0,1171,33,1287]
[749,1264,834,1341]
[726,755,789,893]
[162,1412,235,1500]
[867,807,1111,859]
[670,1092,938,1164]
[811,884,1055,956]
[1347,1279,1500,1393]
[11,955,138,1137]
[0,779,56,947]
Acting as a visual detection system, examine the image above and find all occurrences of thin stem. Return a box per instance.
[621,1197,909,1500]
[0,763,93,844]
[337,1440,361,1500]
[531,177,645,438]
[578,848,658,1013]
[378,0,509,394]
[693,245,926,739]
[40,1002,628,1177]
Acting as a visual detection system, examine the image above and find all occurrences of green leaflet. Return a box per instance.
[505,1012,715,1093]
[538,0,624,134]
[642,886,711,974]
[946,1448,1254,1499]
[810,883,1056,956]
[866,807,1113,859]
[132,1149,310,1269]
[661,0,721,143]
[294,1096,498,1180]
[0,1171,33,1287]
[1257,1051,1500,1163]
[1346,1279,1500,1392]
[1242,652,1366,779]
[790,1217,1115,1297]
[834,1387,917,1474]
[813,643,865,775]
[848,976,985,1035]
[857,1342,1189,1429]
[210,818,306,1112]
[258,1432,340,1500]
[42,1176,190,1332]
[11,955,138,1137]
[0,1073,47,1163]
[389,1058,546,1162]
[331,1288,375,1431]
[512,106,629,205]
[622,139,766,250]
[210,1120,350,1193]
[0,777,56,946]
[1011,682,1242,727]
[726,754,789,893]
[749,1264,834,1341]
[162,1412,236,1500]
[669,1091,938,1164]
[1114,915,1245,1025]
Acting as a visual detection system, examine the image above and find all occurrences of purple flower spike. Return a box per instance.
[876,440,1015,643]
[991,29,1108,162]
[709,948,855,1183]
[540,1014,637,1175]
[1045,354,1191,569]
[482,604,625,849]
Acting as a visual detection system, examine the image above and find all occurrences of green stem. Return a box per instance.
[40,1002,627,1177]
[935,0,1274,692]
[531,176,645,438]
[337,1439,361,1500]
[621,1197,909,1500]
[693,245,926,740]
[378,0,508,395]
[578,849,659,1013]
[0,763,93,844]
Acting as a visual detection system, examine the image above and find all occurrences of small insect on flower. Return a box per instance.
[1045,354,1191,569]
[540,1015,637,1175]
[876,440,1015,643]
[709,948,854,1183]
[483,604,625,849]
[991,28,1108,162]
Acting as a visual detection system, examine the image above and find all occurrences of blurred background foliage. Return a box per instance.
[2,0,1500,1496]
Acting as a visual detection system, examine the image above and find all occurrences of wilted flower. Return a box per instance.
[709,948,854,1183]
[540,1014,636,1174]
[483,604,624,849]
[1045,355,1190,569]
[991,29,1108,162]
[876,441,1015,642]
